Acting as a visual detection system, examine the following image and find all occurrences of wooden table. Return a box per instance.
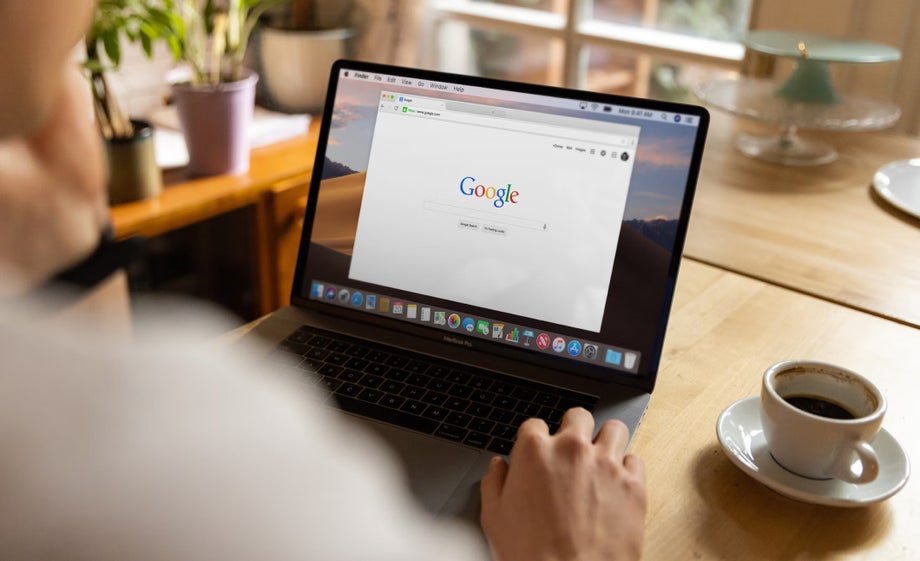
[685,113,920,328]
[109,119,322,314]
[169,112,920,558]
[639,259,918,560]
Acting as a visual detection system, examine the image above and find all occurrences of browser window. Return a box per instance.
[348,92,641,332]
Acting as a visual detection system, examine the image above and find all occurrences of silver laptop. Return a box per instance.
[248,60,709,521]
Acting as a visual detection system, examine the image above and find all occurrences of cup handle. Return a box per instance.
[831,440,880,484]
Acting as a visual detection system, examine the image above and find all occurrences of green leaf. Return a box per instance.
[102,30,122,67]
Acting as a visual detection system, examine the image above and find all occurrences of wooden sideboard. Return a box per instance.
[109,120,321,315]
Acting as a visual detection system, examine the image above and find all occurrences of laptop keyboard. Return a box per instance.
[271,325,597,455]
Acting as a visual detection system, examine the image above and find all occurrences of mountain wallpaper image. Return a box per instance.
[319,76,701,254]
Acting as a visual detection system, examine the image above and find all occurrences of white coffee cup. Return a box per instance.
[760,360,886,483]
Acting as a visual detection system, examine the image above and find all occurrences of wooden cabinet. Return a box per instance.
[110,120,321,317]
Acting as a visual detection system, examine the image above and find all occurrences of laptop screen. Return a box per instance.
[292,60,708,389]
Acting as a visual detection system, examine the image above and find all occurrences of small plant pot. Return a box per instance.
[260,27,353,113]
[106,119,163,205]
[172,70,259,176]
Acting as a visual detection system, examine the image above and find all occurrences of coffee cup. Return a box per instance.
[760,360,886,483]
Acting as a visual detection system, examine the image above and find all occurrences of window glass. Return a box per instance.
[592,0,752,42]
[456,0,567,13]
[437,21,565,87]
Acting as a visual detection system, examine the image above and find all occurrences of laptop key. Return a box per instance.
[380,380,405,394]
[327,340,351,353]
[326,352,349,366]
[338,369,362,383]
[364,363,389,376]
[535,393,560,408]
[463,431,490,449]
[471,390,496,404]
[510,386,537,401]
[447,385,473,399]
[487,438,514,455]
[321,377,343,393]
[445,412,472,427]
[336,383,361,398]
[428,365,451,378]
[385,355,409,368]
[493,396,518,410]
[469,419,495,433]
[406,373,431,387]
[491,423,516,440]
[317,363,342,377]
[445,397,470,411]
[358,388,384,404]
[434,424,468,442]
[400,386,425,400]
[344,357,369,371]
[446,371,471,385]
[337,396,438,435]
[358,374,384,389]
[379,394,405,409]
[406,360,430,374]
[488,409,515,424]
[422,406,447,421]
[307,335,332,348]
[490,381,513,395]
[365,350,389,363]
[400,400,426,415]
[426,378,450,393]
[286,329,311,344]
[469,376,490,390]
[345,344,370,358]
[304,347,331,361]
[515,401,541,416]
[421,391,448,406]
[467,403,493,419]
[385,368,410,382]
[539,407,564,423]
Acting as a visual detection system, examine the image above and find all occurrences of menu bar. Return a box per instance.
[341,68,700,127]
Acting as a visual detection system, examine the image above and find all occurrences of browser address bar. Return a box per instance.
[416,106,635,147]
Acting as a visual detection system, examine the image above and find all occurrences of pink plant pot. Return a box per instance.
[172,70,258,176]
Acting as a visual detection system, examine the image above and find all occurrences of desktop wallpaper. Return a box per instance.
[322,76,700,254]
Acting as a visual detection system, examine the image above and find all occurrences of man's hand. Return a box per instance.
[480,408,647,561]
[0,64,108,294]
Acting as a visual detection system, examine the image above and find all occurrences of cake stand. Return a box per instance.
[696,30,901,166]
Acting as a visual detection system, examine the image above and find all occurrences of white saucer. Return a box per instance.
[716,397,910,507]
[872,159,920,220]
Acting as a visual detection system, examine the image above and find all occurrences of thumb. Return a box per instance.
[480,456,508,507]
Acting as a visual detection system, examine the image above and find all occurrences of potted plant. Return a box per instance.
[169,0,285,175]
[259,0,359,113]
[85,0,179,204]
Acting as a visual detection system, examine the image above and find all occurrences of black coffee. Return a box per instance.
[784,394,856,420]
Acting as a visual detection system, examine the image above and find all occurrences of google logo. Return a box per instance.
[459,176,520,209]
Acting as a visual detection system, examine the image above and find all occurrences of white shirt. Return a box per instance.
[0,297,488,561]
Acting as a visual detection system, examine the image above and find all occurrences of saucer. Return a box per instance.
[872,159,920,221]
[716,397,910,507]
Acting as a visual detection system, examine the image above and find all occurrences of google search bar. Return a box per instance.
[423,201,548,232]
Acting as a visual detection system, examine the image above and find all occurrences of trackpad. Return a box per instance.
[361,420,485,515]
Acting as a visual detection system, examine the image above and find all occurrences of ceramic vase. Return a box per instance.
[172,70,259,176]
[106,119,162,204]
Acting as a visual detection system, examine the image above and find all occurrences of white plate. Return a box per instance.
[716,396,910,507]
[872,159,920,220]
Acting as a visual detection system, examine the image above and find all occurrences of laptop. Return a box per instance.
[247,59,709,521]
